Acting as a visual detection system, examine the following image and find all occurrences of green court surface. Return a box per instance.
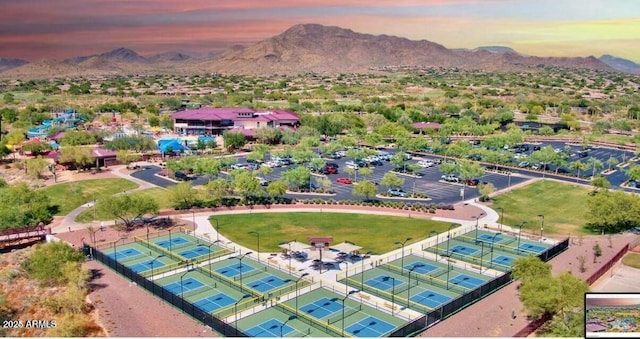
[154,269,264,315]
[135,231,230,263]
[339,254,481,314]
[103,241,184,277]
[425,229,554,272]
[200,256,311,302]
[237,287,408,337]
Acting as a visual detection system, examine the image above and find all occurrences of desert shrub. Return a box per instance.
[22,242,84,285]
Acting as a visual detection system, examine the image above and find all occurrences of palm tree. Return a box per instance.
[568,161,588,182]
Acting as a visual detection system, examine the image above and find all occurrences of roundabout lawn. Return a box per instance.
[492,180,591,235]
[41,178,139,216]
[210,212,452,254]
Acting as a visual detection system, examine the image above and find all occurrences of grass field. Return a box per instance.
[622,252,640,269]
[75,187,171,222]
[41,178,139,216]
[210,212,451,253]
[492,180,591,235]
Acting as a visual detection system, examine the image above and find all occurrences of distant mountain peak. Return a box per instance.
[599,55,640,74]
[0,58,29,72]
[473,46,519,54]
[99,47,145,62]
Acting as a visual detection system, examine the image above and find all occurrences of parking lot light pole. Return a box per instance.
[429,230,439,260]
[517,221,527,254]
[538,214,544,241]
[360,251,373,290]
[474,213,485,242]
[394,237,412,274]
[211,218,220,242]
[446,223,457,256]
[150,255,163,289]
[341,290,359,337]
[248,231,260,262]
[232,252,253,292]
[295,273,310,317]
[180,269,193,309]
[281,315,297,337]
[234,294,252,336]
[478,241,485,272]
[383,276,396,315]
[489,234,498,269]
[407,264,422,308]
[206,242,217,277]
[496,207,504,232]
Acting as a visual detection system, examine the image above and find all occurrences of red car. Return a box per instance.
[336,177,353,184]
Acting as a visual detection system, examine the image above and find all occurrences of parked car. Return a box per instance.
[467,154,482,161]
[533,145,541,151]
[345,161,359,170]
[417,160,434,168]
[556,167,571,174]
[387,189,408,197]
[325,162,339,168]
[174,171,191,181]
[463,178,487,186]
[518,161,530,168]
[257,177,269,186]
[321,166,338,175]
[230,163,247,170]
[441,174,460,183]
[336,177,353,184]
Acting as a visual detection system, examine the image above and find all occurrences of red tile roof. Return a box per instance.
[412,122,442,129]
[171,107,299,121]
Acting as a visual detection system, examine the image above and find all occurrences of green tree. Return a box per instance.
[538,126,554,136]
[390,152,407,172]
[568,161,588,182]
[206,178,230,206]
[24,156,49,179]
[606,156,619,172]
[585,190,640,233]
[457,160,485,183]
[0,182,52,228]
[266,180,288,197]
[232,170,262,203]
[352,181,377,201]
[512,256,552,282]
[281,166,311,190]
[593,243,602,263]
[478,182,496,200]
[97,194,159,229]
[591,176,610,191]
[439,161,457,175]
[358,166,373,180]
[60,130,97,146]
[116,150,141,169]
[22,241,84,285]
[222,131,246,151]
[625,164,640,182]
[586,157,603,178]
[380,172,404,190]
[530,146,558,179]
[168,182,200,210]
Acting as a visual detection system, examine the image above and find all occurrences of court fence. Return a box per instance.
[87,244,248,337]
[537,237,569,262]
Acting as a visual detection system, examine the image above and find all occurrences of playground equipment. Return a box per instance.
[27,109,80,139]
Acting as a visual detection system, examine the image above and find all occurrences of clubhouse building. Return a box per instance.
[171,107,300,137]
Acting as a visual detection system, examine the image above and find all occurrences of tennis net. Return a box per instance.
[135,236,186,263]
[195,266,263,298]
[379,263,469,294]
[273,302,348,337]
[233,267,267,281]
[327,304,362,325]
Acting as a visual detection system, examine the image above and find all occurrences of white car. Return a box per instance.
[345,161,359,170]
[417,160,434,168]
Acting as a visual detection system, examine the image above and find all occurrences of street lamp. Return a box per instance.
[232,252,253,292]
[474,213,485,242]
[168,228,173,252]
[429,230,439,260]
[382,276,396,315]
[360,251,374,291]
[211,218,220,242]
[341,290,359,337]
[489,233,499,269]
[446,223,457,256]
[478,241,485,272]
[205,242,219,277]
[149,254,163,286]
[517,221,528,254]
[496,207,504,232]
[295,273,310,316]
[394,237,412,274]
[538,214,544,241]
[248,231,260,262]
[180,269,193,309]
[234,294,252,336]
[281,315,297,337]
[446,260,451,290]
[407,264,423,308]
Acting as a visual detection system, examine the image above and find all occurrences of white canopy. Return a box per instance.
[330,241,363,254]
[278,241,312,252]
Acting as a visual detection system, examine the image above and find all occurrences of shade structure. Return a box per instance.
[330,241,362,254]
[278,241,312,252]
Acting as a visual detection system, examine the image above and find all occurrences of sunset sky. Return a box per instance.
[1,0,639,62]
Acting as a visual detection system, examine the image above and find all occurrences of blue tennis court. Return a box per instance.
[217,263,255,278]
[365,275,405,291]
[300,297,343,319]
[346,316,395,337]
[410,290,452,308]
[246,319,293,337]
[162,277,204,295]
[192,293,235,313]
[478,234,504,243]
[154,236,193,250]
[449,274,485,289]
[129,259,165,273]
[404,261,438,274]
[449,245,479,256]
[247,275,290,293]
[106,247,142,260]
[179,245,211,259]
[492,255,515,266]
[519,243,546,253]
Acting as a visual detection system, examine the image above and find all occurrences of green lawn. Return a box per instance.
[41,179,139,216]
[492,180,592,235]
[210,212,451,254]
[74,187,171,222]
[622,252,640,269]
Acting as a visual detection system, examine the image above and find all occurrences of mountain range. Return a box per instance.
[1,23,639,79]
